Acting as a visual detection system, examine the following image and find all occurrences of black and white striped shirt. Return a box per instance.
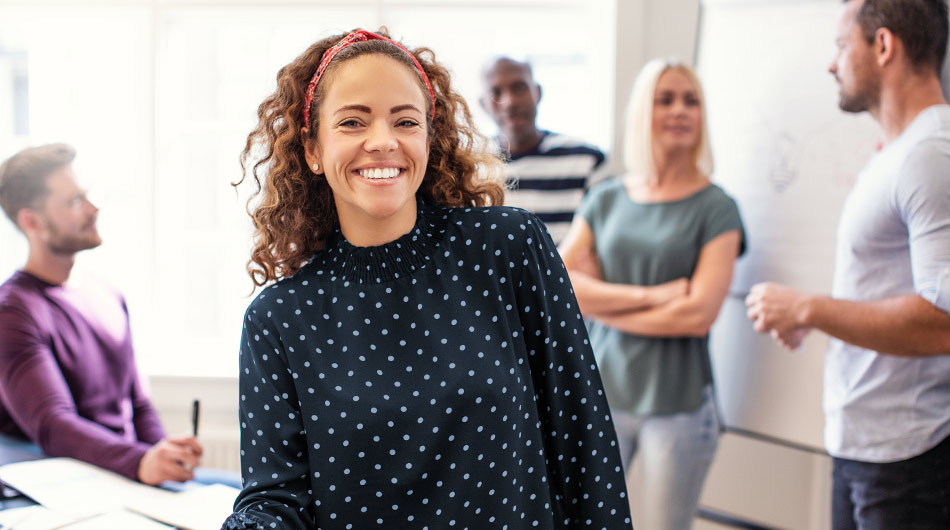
[499,131,607,244]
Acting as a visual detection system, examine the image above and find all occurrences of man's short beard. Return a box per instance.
[838,91,873,113]
[837,77,880,114]
[46,224,102,255]
[48,237,101,255]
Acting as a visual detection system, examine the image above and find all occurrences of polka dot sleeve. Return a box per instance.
[226,308,314,529]
[514,216,633,528]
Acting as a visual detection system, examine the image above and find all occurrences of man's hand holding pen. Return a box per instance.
[137,400,204,486]
[137,435,204,485]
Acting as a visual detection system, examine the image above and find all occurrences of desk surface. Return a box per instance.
[0,434,241,518]
[0,433,44,509]
[0,434,43,466]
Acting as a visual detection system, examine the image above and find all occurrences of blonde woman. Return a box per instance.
[560,58,745,530]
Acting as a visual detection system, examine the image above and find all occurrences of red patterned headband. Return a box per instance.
[302,30,436,128]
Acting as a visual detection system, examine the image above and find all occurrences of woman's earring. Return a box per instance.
[312,163,320,173]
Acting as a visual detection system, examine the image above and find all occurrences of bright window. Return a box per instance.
[0,0,615,377]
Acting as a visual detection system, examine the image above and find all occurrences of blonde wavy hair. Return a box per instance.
[235,28,505,287]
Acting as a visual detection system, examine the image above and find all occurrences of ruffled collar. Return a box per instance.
[317,198,450,285]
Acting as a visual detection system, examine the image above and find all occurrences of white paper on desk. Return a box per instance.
[126,483,239,530]
[60,509,174,529]
[0,504,78,530]
[0,505,173,530]
[0,458,174,518]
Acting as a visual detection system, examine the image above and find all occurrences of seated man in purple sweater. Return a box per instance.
[0,143,202,484]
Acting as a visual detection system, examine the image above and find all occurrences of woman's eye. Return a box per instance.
[339,119,361,127]
[397,119,420,127]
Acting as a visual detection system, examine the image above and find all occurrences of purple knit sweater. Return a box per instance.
[0,270,165,480]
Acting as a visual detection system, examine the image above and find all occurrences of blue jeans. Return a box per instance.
[611,387,720,530]
[832,433,950,530]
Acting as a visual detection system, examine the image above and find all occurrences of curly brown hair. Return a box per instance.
[236,28,505,287]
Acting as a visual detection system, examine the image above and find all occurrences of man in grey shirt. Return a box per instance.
[745,0,950,528]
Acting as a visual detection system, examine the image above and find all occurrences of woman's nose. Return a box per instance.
[365,122,398,152]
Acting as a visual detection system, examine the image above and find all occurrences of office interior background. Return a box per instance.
[3,0,949,528]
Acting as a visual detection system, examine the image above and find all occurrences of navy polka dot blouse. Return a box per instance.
[223,201,633,530]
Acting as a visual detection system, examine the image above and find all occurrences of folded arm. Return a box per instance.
[559,218,689,318]
[594,230,742,337]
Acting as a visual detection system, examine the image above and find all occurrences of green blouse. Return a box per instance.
[578,178,745,416]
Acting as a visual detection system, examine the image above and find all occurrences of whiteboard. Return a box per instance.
[697,0,880,451]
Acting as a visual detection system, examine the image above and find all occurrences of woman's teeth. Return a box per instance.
[359,168,400,179]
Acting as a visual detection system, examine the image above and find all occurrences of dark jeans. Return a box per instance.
[832,433,950,530]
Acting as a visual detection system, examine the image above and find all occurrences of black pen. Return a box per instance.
[192,399,200,437]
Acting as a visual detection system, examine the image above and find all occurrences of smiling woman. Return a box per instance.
[303,53,432,247]
[236,29,503,285]
[224,28,633,530]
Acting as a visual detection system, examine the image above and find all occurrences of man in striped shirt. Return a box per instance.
[480,57,607,244]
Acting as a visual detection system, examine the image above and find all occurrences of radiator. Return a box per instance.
[200,428,241,472]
